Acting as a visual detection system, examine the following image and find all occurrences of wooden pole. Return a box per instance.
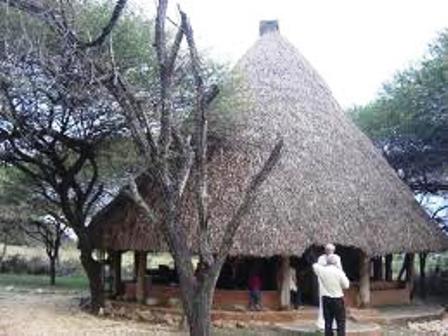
[359,250,370,308]
[385,254,393,281]
[136,251,147,303]
[372,257,383,281]
[279,256,290,309]
[419,252,428,298]
[133,251,139,280]
[112,251,122,296]
[406,253,415,299]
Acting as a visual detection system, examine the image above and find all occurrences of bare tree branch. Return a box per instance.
[81,0,128,48]
[215,138,284,266]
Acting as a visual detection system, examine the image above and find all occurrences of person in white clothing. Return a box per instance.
[289,265,302,309]
[316,244,342,329]
[313,254,349,336]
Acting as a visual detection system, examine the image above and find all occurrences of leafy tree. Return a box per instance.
[349,29,448,192]
[0,0,131,310]
[0,169,68,285]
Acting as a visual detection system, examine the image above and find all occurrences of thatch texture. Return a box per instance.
[90,27,448,256]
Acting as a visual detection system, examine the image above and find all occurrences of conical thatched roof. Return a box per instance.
[90,22,448,256]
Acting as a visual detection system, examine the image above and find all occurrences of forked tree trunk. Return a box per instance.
[80,250,104,312]
[174,269,219,336]
[185,285,214,336]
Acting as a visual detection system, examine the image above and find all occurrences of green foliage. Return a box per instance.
[349,29,448,181]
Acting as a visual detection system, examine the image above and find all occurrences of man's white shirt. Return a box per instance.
[312,263,350,298]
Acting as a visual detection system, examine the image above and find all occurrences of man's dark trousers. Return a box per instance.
[322,296,346,336]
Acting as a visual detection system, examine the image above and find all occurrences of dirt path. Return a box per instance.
[0,287,445,336]
[0,288,185,336]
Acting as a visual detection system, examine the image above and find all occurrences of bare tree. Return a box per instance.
[118,3,283,335]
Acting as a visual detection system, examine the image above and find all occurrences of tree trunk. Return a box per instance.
[0,235,8,270]
[419,252,427,298]
[182,281,215,336]
[359,251,370,308]
[49,256,56,286]
[80,250,104,313]
[385,254,393,281]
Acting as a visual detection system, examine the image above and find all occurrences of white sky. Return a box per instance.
[131,0,448,108]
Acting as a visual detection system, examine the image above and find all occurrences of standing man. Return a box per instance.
[316,244,342,328]
[313,254,350,336]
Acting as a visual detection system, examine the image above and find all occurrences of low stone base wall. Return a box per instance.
[344,281,411,307]
[123,283,281,310]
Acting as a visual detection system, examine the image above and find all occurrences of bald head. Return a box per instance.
[327,254,339,266]
[325,244,336,255]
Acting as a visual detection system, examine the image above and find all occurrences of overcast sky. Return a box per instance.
[131,0,448,108]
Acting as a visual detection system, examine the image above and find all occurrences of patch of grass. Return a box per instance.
[0,273,88,290]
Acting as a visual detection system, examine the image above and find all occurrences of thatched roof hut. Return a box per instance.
[90,21,447,257]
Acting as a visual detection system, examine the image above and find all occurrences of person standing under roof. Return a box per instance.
[289,263,303,309]
[313,254,350,336]
[317,244,342,328]
[248,271,262,310]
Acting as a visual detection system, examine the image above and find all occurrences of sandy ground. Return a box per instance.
[0,288,185,336]
[0,287,446,336]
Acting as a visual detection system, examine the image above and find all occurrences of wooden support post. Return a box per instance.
[279,256,290,309]
[136,251,147,303]
[406,253,415,299]
[112,251,122,296]
[398,253,412,281]
[133,251,139,280]
[385,254,393,281]
[359,251,371,308]
[419,252,428,298]
[372,256,383,281]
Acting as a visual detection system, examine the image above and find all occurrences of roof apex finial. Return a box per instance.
[259,20,279,36]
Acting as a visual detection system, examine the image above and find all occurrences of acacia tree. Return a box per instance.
[24,216,66,286]
[0,56,123,307]
[349,29,448,193]
[0,170,67,285]
[0,0,131,310]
